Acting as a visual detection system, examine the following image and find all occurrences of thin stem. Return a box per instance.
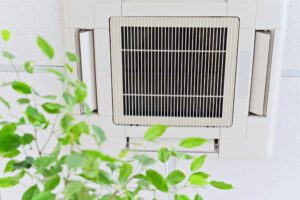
[9,60,20,80]
[3,43,20,80]
[33,127,42,156]
[41,80,66,152]
[41,114,59,152]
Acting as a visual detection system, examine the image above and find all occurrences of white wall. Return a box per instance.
[0,0,299,69]
[284,0,300,69]
[0,1,300,200]
[0,0,65,65]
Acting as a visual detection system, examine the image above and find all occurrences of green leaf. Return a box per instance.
[1,29,10,42]
[4,160,16,173]
[190,155,207,172]
[137,179,150,189]
[13,157,34,170]
[32,192,55,200]
[74,82,87,103]
[82,102,92,115]
[146,169,169,192]
[12,81,31,94]
[83,150,118,163]
[17,98,30,104]
[167,170,185,185]
[37,36,54,60]
[97,170,113,185]
[134,154,155,167]
[0,171,25,188]
[44,161,63,177]
[66,52,80,62]
[50,143,61,158]
[0,149,20,158]
[2,51,14,60]
[64,181,83,197]
[193,171,210,179]
[0,96,10,109]
[60,114,74,132]
[158,147,171,163]
[118,149,129,159]
[44,175,60,191]
[18,117,26,125]
[194,194,203,200]
[144,125,167,142]
[0,124,16,135]
[71,121,90,135]
[43,95,57,100]
[189,173,209,187]
[21,134,34,145]
[22,185,40,200]
[34,156,55,173]
[133,174,148,180]
[118,163,133,183]
[63,92,76,106]
[210,181,233,190]
[0,134,21,153]
[175,194,190,200]
[24,61,34,74]
[47,69,67,82]
[64,64,73,73]
[25,106,47,127]
[42,102,64,114]
[65,153,85,169]
[69,122,90,144]
[92,125,106,145]
[179,138,208,149]
[106,163,118,172]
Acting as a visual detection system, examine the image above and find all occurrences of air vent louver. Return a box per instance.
[110,17,239,127]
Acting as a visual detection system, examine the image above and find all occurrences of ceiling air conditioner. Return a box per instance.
[63,0,288,159]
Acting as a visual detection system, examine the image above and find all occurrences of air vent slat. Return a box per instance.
[110,17,239,127]
[122,26,227,118]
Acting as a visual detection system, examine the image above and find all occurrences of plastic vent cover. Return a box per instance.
[110,17,239,127]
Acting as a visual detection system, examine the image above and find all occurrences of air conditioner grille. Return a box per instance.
[110,17,239,127]
[121,27,227,51]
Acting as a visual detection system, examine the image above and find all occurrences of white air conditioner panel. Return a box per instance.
[79,30,98,113]
[63,0,94,28]
[221,117,247,139]
[94,2,121,28]
[62,0,288,159]
[228,2,256,28]
[128,138,216,153]
[122,1,227,17]
[233,30,255,118]
[234,51,254,117]
[266,29,284,117]
[125,126,219,140]
[219,117,275,159]
[110,17,240,127]
[250,31,271,116]
[94,29,113,115]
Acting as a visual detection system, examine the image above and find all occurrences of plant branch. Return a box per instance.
[41,114,60,152]
[33,127,42,156]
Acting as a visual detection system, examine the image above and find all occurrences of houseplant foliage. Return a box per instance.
[0,29,233,200]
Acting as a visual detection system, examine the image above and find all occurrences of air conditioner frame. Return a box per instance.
[63,0,288,159]
[110,16,240,127]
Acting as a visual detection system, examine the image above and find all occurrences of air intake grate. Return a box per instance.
[110,17,239,127]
